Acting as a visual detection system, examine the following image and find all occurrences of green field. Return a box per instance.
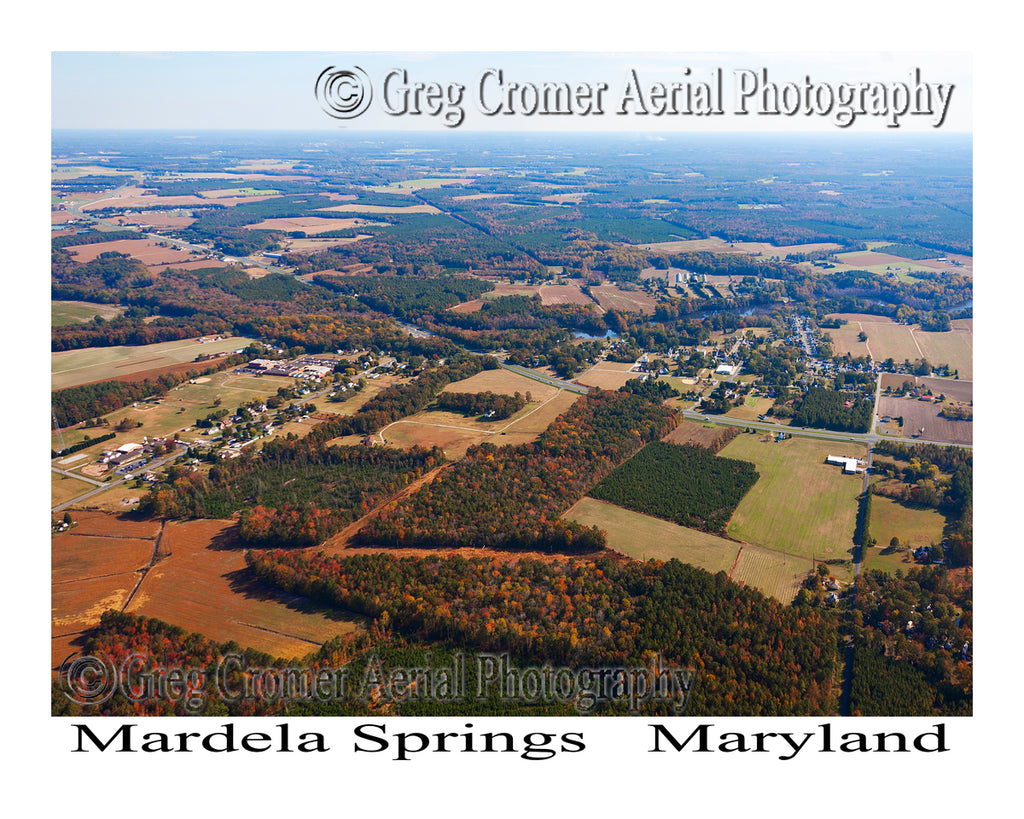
[864,495,947,574]
[52,301,125,327]
[719,433,865,564]
[563,497,739,574]
[52,336,256,390]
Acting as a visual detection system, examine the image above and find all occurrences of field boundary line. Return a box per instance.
[727,545,744,579]
[121,521,166,613]
[230,621,326,646]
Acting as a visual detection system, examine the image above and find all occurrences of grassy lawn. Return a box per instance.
[863,495,948,574]
[719,432,865,563]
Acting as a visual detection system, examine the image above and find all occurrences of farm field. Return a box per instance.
[590,285,658,314]
[245,216,369,234]
[125,518,365,661]
[51,335,255,390]
[563,497,738,575]
[52,300,125,326]
[880,373,974,403]
[719,433,865,564]
[728,546,812,604]
[575,366,640,390]
[662,419,734,449]
[538,284,595,307]
[915,321,973,379]
[51,511,162,671]
[63,237,199,267]
[441,367,557,400]
[877,396,972,445]
[825,314,973,377]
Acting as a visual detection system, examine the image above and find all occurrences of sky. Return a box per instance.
[52,51,972,133]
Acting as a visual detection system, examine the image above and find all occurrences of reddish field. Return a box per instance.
[126,518,364,660]
[51,511,162,671]
[64,238,198,267]
[877,396,973,445]
[590,285,658,314]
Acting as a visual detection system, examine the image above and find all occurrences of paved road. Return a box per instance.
[681,408,971,450]
[499,362,591,395]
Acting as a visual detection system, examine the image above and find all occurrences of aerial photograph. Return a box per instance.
[49,52,973,720]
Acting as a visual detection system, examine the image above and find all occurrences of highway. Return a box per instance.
[498,362,591,395]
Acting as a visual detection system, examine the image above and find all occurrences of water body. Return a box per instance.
[573,329,620,340]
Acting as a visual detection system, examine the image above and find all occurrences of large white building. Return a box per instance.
[826,454,864,474]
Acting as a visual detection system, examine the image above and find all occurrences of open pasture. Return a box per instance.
[125,518,364,661]
[719,433,865,563]
[52,335,254,390]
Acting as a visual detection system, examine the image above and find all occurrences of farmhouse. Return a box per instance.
[825,454,865,474]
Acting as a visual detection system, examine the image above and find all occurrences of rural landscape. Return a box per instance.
[51,128,972,717]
